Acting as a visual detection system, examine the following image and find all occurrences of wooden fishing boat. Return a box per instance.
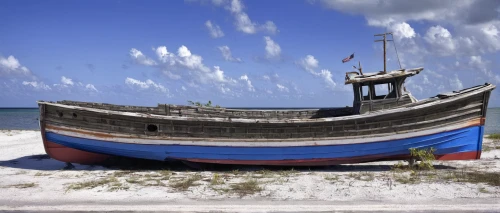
[37,33,496,166]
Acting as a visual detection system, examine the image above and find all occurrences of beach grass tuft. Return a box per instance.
[169,173,203,191]
[486,133,500,140]
[66,176,128,191]
[4,183,37,188]
[230,179,262,196]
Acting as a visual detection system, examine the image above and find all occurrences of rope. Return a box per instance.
[391,34,403,69]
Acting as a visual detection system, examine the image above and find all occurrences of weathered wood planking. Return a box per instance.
[41,86,488,140]
[55,100,354,119]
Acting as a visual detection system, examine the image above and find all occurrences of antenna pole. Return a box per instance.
[375,32,393,74]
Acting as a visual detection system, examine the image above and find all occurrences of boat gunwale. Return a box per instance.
[37,83,495,124]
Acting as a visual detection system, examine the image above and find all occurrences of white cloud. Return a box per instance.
[449,74,464,90]
[319,69,336,89]
[234,12,257,34]
[0,55,33,77]
[261,21,278,34]
[205,20,225,38]
[228,0,243,13]
[218,46,242,62]
[297,55,319,74]
[389,22,416,41]
[130,48,157,66]
[468,55,500,83]
[22,81,51,90]
[138,45,237,92]
[297,55,339,90]
[125,77,168,93]
[0,55,21,70]
[264,36,281,59]
[317,0,496,27]
[61,76,74,86]
[276,83,289,92]
[85,84,98,92]
[240,74,255,92]
[155,46,176,64]
[205,0,278,35]
[424,25,456,56]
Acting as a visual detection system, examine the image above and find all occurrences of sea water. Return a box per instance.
[0,107,499,134]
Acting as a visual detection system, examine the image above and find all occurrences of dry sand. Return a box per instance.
[0,130,499,212]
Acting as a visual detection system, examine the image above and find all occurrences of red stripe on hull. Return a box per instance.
[43,140,109,164]
[177,151,481,166]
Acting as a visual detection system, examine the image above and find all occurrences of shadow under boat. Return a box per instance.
[0,154,458,172]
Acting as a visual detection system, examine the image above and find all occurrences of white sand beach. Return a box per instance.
[0,130,499,212]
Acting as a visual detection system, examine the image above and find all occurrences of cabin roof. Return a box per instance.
[345,67,424,85]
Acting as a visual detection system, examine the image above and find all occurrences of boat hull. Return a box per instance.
[41,123,484,166]
[37,83,495,166]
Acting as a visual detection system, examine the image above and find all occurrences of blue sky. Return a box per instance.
[1,0,499,107]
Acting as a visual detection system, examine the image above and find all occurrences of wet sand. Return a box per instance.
[0,130,499,212]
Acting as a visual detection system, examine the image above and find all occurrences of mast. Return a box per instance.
[374,32,393,74]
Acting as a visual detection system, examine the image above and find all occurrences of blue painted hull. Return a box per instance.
[44,126,484,165]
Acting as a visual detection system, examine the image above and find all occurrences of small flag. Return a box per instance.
[342,53,354,63]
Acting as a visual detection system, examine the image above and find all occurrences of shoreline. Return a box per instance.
[0,130,499,212]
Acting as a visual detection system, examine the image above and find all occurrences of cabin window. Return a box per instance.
[373,81,397,100]
[361,85,370,100]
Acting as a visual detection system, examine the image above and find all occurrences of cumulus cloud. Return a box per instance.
[130,45,245,96]
[276,83,289,92]
[317,0,499,27]
[130,48,157,66]
[389,22,416,41]
[424,25,456,56]
[468,55,500,83]
[319,69,336,89]
[205,20,225,38]
[449,74,464,90]
[316,0,500,55]
[22,81,51,90]
[61,76,74,86]
[218,46,242,62]
[260,21,279,34]
[297,55,319,74]
[85,84,98,92]
[264,36,281,59]
[202,0,278,35]
[0,55,33,77]
[296,55,338,90]
[125,77,168,93]
[239,74,255,92]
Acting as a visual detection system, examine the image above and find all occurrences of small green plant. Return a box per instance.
[210,173,224,185]
[187,100,220,108]
[478,187,490,193]
[409,147,436,170]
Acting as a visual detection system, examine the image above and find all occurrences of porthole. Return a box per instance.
[57,111,63,117]
[147,124,158,132]
[72,113,77,118]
